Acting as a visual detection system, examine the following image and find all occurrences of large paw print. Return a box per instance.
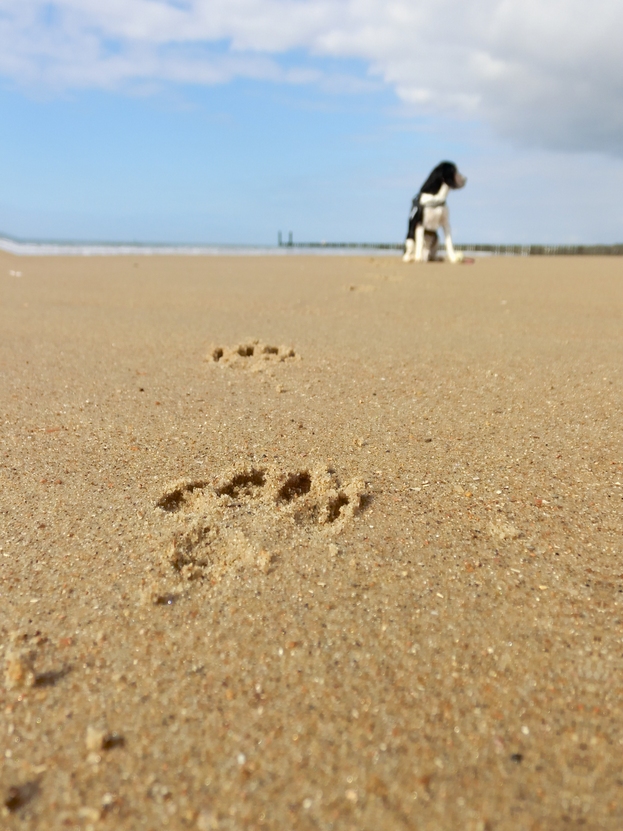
[156,465,367,582]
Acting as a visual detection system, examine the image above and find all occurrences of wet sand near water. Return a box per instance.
[1,252,623,830]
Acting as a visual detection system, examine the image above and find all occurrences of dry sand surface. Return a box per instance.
[1,251,623,830]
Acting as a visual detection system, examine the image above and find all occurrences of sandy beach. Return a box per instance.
[1,251,623,830]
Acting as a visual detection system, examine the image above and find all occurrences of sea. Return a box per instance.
[0,236,404,258]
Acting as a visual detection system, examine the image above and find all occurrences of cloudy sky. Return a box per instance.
[1,0,622,244]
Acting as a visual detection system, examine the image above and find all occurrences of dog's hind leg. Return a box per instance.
[425,231,439,261]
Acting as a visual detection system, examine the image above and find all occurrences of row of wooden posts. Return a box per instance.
[278,234,623,256]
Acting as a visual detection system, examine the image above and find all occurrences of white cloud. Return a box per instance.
[0,0,622,154]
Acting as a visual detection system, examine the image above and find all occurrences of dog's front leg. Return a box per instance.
[414,224,425,262]
[402,238,415,262]
[442,215,459,264]
[445,231,458,263]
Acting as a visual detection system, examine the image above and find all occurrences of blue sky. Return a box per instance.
[1,1,622,246]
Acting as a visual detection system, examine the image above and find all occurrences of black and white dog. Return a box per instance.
[403,161,466,263]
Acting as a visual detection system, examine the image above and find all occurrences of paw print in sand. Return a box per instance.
[207,340,298,370]
[156,465,367,582]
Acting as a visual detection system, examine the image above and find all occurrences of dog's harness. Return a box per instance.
[409,195,446,220]
[406,193,447,242]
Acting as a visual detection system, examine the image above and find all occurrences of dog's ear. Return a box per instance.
[438,161,458,185]
[420,166,445,195]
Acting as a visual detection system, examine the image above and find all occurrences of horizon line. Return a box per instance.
[1,233,623,257]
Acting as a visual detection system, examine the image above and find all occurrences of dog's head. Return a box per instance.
[421,161,466,194]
